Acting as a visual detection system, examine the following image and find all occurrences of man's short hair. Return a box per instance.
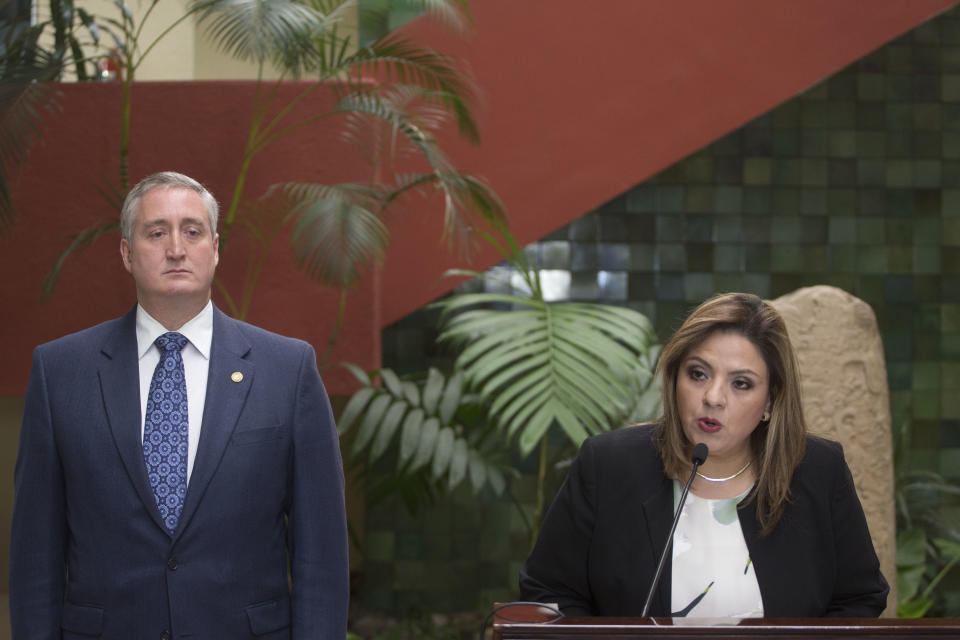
[120,171,219,242]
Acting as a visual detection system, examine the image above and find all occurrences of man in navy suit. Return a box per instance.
[9,171,349,639]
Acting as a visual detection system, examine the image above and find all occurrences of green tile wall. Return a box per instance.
[366,6,960,616]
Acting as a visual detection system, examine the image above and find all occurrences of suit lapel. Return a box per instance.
[639,474,674,616]
[174,308,253,539]
[99,307,169,534]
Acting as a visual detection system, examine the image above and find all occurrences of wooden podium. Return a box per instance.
[491,605,960,639]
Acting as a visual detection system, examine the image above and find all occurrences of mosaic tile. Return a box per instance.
[885,216,913,242]
[801,188,829,215]
[916,131,942,158]
[771,188,802,216]
[857,131,886,156]
[828,188,857,215]
[829,245,857,272]
[915,159,943,188]
[685,243,714,271]
[914,103,942,131]
[743,157,773,185]
[742,187,771,214]
[656,243,686,271]
[801,130,829,157]
[857,72,886,101]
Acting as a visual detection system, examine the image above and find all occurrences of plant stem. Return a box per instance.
[213,276,239,318]
[220,67,269,252]
[530,437,548,549]
[506,485,533,542]
[318,288,349,369]
[920,549,960,601]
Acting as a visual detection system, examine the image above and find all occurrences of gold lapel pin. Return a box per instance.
[231,371,243,383]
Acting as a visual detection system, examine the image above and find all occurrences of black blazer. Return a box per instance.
[519,426,889,617]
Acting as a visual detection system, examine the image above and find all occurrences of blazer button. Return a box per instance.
[160,631,171,640]
[167,557,178,571]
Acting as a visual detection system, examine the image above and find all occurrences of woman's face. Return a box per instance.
[675,330,771,466]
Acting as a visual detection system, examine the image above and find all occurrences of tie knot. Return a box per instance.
[155,332,188,353]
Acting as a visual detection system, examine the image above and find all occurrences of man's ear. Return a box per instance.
[120,238,133,273]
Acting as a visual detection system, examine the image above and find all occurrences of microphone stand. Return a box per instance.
[641,443,708,617]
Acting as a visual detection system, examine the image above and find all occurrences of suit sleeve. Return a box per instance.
[9,348,67,640]
[825,444,890,617]
[287,345,349,639]
[519,438,598,616]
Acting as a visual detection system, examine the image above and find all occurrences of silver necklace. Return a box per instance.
[696,460,752,483]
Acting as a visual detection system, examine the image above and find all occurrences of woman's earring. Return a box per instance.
[762,410,771,422]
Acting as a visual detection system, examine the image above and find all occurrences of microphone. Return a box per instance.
[641,442,708,617]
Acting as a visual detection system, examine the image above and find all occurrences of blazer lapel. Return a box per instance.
[98,307,169,534]
[174,308,253,539]
[639,474,674,616]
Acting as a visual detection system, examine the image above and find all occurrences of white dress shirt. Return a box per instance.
[136,301,213,484]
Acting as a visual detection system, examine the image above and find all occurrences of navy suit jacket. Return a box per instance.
[520,426,889,618]
[10,306,349,639]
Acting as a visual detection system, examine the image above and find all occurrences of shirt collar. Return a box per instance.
[135,301,214,360]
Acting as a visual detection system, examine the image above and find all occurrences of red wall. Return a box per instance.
[380,0,960,326]
[1,82,380,395]
[3,0,957,394]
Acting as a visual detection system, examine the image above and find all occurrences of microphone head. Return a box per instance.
[691,443,709,466]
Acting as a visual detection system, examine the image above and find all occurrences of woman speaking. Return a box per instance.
[519,292,889,618]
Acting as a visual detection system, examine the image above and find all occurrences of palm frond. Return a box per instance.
[276,181,389,289]
[408,0,471,34]
[339,365,508,496]
[193,0,325,70]
[436,295,657,456]
[0,82,60,231]
[351,33,477,141]
[334,89,505,255]
[42,218,120,298]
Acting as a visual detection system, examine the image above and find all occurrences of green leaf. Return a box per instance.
[410,417,439,471]
[898,565,926,603]
[431,427,455,477]
[448,437,468,488]
[351,393,391,455]
[398,408,425,466]
[369,399,407,462]
[898,528,927,567]
[438,372,462,425]
[467,450,487,492]
[487,467,506,496]
[337,387,374,433]
[422,367,445,414]
[380,368,404,398]
[340,361,371,387]
[898,595,933,618]
[401,381,420,406]
[436,289,655,456]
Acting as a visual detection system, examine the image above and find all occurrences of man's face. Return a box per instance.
[120,187,219,312]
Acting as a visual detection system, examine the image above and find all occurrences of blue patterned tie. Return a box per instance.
[143,332,189,533]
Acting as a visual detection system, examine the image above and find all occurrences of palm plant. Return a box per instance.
[0,0,105,230]
[6,0,504,363]
[342,227,662,545]
[894,421,960,617]
[338,363,510,512]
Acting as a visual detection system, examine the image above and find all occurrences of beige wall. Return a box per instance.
[36,1,359,81]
